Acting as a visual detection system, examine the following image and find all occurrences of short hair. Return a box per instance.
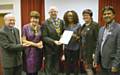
[48,6,58,12]
[30,11,40,18]
[63,10,79,25]
[82,9,93,17]
[102,6,115,14]
[4,13,15,20]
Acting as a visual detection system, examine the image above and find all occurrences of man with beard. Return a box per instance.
[95,6,120,75]
[42,6,64,75]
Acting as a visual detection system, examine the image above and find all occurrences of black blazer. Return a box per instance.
[81,21,99,54]
[0,26,23,68]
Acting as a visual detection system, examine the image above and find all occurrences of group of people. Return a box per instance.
[0,5,120,75]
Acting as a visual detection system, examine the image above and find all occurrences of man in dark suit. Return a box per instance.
[0,13,28,75]
[95,6,120,75]
[42,6,64,75]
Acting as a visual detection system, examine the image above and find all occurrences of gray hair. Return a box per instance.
[4,13,15,20]
[48,6,58,12]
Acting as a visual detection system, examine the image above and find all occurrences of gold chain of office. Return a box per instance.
[52,19,61,35]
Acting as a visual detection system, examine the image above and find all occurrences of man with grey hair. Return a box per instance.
[42,6,64,75]
[0,13,29,75]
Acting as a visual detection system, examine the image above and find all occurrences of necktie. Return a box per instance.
[10,29,14,34]
[10,29,17,43]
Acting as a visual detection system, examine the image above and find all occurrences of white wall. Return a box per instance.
[45,0,98,25]
[0,0,21,31]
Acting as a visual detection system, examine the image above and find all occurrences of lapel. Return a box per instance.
[99,27,105,44]
[102,22,116,45]
[13,28,19,43]
[4,26,14,41]
[4,26,18,43]
[48,18,57,33]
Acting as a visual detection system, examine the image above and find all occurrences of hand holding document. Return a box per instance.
[54,40,62,45]
[59,30,73,61]
[59,30,73,44]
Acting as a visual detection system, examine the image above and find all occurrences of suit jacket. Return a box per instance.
[95,22,120,69]
[0,26,23,68]
[81,21,99,52]
[42,18,64,55]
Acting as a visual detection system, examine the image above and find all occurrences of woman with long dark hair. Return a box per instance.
[63,10,81,75]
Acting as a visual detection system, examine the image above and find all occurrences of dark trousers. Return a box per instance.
[44,54,59,75]
[26,72,38,75]
[65,50,79,75]
[3,65,22,75]
[97,67,120,75]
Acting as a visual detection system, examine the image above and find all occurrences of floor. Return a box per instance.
[22,71,87,75]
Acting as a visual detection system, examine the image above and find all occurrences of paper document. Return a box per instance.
[59,30,73,44]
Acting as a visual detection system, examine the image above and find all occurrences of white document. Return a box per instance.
[59,30,73,44]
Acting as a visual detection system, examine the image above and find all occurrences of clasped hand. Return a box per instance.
[22,41,43,49]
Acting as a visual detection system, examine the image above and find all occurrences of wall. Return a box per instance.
[0,0,21,32]
[45,0,98,25]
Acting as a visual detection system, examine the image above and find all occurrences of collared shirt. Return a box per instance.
[100,21,114,55]
[101,28,109,55]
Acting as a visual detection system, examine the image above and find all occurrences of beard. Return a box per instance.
[104,17,114,24]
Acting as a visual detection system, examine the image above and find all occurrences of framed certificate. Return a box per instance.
[59,30,73,44]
